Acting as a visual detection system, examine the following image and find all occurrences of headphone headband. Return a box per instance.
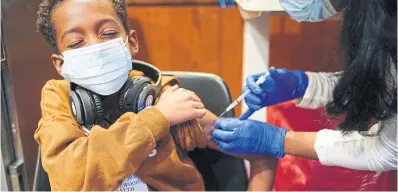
[132,60,162,87]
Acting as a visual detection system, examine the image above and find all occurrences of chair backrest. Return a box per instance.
[33,72,248,191]
[163,71,248,191]
[32,148,50,191]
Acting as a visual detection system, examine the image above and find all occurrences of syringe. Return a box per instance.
[219,72,269,118]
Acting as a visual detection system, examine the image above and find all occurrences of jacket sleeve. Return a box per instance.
[34,80,170,191]
[296,71,342,109]
[157,79,208,151]
[171,119,208,151]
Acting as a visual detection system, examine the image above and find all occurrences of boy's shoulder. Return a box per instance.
[160,74,180,88]
[42,79,69,95]
[128,69,180,88]
[40,80,70,112]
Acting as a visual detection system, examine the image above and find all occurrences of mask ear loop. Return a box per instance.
[124,36,132,54]
[124,36,129,45]
[58,54,66,75]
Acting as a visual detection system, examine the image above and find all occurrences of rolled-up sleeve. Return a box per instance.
[314,114,397,172]
[296,72,341,109]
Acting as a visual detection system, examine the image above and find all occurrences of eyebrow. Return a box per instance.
[60,18,119,41]
[96,18,119,29]
[61,28,80,41]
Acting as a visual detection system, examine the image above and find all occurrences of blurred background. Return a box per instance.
[1,0,396,191]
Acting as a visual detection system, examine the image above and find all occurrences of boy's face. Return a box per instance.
[50,0,138,75]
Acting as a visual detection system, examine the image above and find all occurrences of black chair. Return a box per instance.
[163,71,248,191]
[33,149,50,191]
[33,72,248,191]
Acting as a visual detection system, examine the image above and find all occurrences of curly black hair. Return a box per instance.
[36,0,130,52]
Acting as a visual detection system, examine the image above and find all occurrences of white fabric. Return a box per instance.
[61,37,132,95]
[296,71,397,172]
[115,146,158,191]
[234,0,284,11]
[116,174,148,191]
[279,0,338,22]
[234,0,284,20]
[296,71,341,109]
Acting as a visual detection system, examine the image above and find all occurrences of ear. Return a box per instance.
[51,54,64,76]
[127,30,139,57]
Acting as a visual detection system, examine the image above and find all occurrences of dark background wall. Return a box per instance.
[3,0,59,188]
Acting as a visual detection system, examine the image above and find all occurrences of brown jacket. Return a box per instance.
[34,70,209,191]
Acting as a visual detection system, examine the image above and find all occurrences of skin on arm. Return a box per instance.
[199,110,278,191]
[248,155,278,191]
[284,131,318,160]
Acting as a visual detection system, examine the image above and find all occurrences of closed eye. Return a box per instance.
[100,31,118,38]
[67,40,84,49]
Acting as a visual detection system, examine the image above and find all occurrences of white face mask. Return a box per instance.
[279,0,338,22]
[60,37,132,95]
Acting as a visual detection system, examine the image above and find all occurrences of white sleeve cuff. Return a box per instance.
[296,72,331,109]
[296,72,342,109]
[314,129,375,170]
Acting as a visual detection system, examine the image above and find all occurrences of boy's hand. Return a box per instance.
[198,109,219,149]
[155,85,206,127]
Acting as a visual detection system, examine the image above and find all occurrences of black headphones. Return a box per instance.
[69,60,162,129]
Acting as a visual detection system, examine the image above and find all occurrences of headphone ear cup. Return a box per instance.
[118,77,152,113]
[70,91,84,125]
[137,84,157,111]
[91,93,104,121]
[118,78,137,113]
[75,87,103,128]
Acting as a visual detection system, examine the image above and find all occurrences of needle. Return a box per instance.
[219,110,228,118]
[219,72,269,118]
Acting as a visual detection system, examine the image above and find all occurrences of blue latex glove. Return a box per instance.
[240,67,308,120]
[212,118,288,158]
[219,0,235,8]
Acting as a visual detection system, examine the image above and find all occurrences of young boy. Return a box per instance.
[35,0,277,190]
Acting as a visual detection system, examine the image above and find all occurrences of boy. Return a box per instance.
[35,0,276,190]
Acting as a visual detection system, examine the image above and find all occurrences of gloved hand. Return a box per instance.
[212,118,288,158]
[240,67,308,120]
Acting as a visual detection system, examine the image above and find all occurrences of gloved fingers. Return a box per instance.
[245,75,263,94]
[212,129,236,142]
[268,67,281,80]
[214,118,241,131]
[249,72,266,80]
[213,138,235,152]
[257,92,270,107]
[245,92,262,105]
[270,67,289,81]
[260,74,277,92]
[248,73,276,93]
[276,68,290,76]
[239,109,255,120]
[246,103,262,111]
[241,86,250,95]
